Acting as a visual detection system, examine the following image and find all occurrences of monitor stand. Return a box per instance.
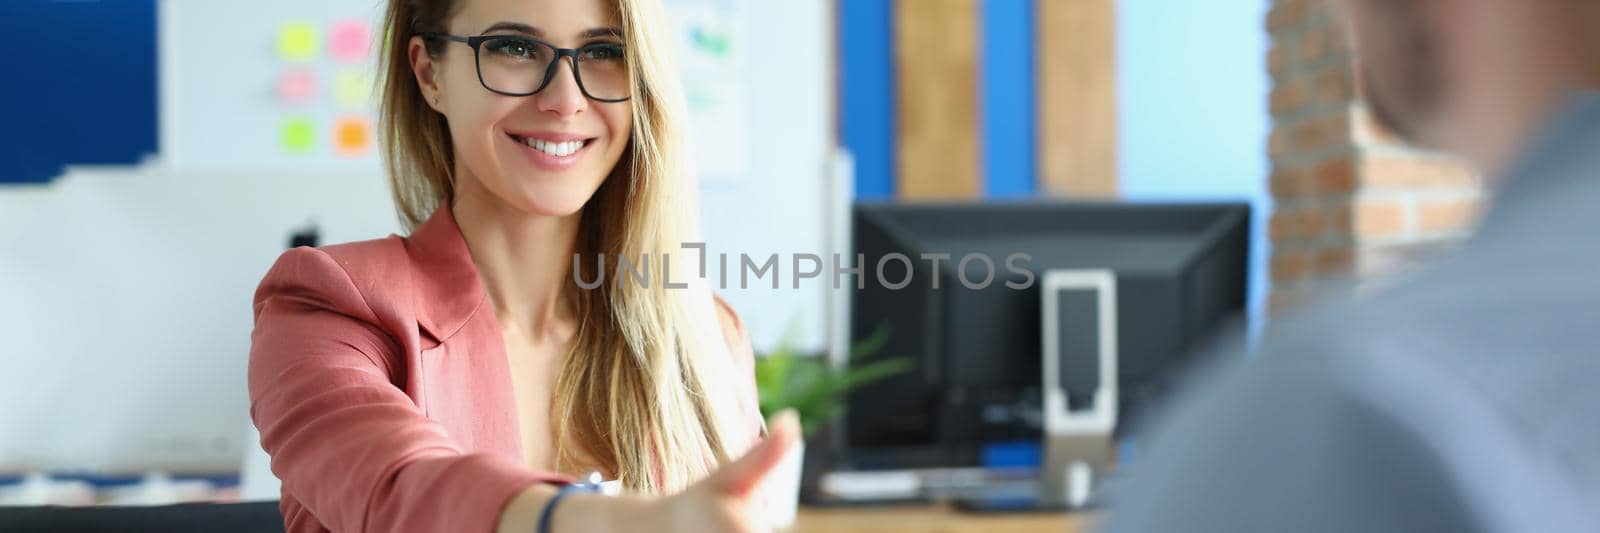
[955,269,1119,513]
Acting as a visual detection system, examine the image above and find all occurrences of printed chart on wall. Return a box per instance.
[667,0,749,184]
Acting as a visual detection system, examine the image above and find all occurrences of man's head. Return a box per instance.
[1339,0,1600,170]
[1340,1,1438,144]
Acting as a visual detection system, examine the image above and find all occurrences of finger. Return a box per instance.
[708,409,801,497]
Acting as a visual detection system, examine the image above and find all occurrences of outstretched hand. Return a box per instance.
[649,409,802,533]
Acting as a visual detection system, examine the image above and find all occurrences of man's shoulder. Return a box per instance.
[1105,271,1600,532]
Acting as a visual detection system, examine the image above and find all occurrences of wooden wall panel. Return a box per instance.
[1038,0,1118,197]
[895,0,982,199]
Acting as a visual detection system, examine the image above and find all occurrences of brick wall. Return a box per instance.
[1266,0,1485,309]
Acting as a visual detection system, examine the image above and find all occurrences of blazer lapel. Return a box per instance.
[403,205,490,345]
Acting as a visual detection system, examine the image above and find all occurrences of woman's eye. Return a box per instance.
[488,40,539,60]
[581,45,626,62]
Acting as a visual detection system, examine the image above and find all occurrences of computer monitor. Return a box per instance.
[844,200,1250,469]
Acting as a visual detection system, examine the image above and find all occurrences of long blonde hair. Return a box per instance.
[378,0,742,494]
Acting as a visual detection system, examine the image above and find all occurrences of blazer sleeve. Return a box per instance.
[248,247,567,533]
[712,294,765,446]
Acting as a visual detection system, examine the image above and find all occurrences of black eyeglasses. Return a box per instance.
[424,33,631,102]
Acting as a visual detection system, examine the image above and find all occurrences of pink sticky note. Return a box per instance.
[277,69,317,105]
[329,20,372,63]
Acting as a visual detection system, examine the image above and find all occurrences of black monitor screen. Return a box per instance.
[844,201,1249,469]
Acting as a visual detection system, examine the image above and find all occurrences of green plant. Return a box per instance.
[755,324,913,437]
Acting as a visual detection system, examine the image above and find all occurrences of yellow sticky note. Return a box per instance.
[279,22,319,61]
[333,70,371,108]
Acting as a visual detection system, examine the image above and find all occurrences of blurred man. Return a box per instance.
[1104,2,1600,531]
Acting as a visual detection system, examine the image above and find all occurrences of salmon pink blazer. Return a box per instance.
[248,206,763,533]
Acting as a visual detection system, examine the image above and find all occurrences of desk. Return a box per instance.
[794,504,1094,533]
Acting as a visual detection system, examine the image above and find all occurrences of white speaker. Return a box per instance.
[1040,269,1118,508]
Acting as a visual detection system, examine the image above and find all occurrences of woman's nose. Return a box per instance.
[535,58,587,117]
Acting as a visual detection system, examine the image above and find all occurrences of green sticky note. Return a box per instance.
[281,117,315,154]
[334,69,370,108]
[279,22,319,61]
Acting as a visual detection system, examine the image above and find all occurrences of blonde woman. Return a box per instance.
[246,0,797,531]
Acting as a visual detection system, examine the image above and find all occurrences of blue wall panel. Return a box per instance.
[980,0,1036,198]
[839,0,895,199]
[0,0,158,184]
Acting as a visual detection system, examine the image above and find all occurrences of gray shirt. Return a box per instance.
[1103,93,1600,533]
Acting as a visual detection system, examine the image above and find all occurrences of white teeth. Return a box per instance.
[524,137,583,157]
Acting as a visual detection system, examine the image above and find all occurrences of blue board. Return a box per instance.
[0,0,158,184]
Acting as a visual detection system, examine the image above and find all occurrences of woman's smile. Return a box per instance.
[505,129,599,171]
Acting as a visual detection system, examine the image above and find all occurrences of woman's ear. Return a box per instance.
[407,35,444,113]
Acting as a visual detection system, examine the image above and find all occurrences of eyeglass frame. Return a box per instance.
[422,32,632,103]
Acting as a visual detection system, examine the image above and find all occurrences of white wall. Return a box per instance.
[0,166,397,472]
[695,0,833,355]
[160,0,384,171]
[1117,0,1272,324]
[0,0,833,474]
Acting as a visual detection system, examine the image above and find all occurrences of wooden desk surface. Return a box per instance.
[793,504,1094,533]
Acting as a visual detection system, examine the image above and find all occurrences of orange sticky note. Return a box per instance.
[333,116,372,156]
